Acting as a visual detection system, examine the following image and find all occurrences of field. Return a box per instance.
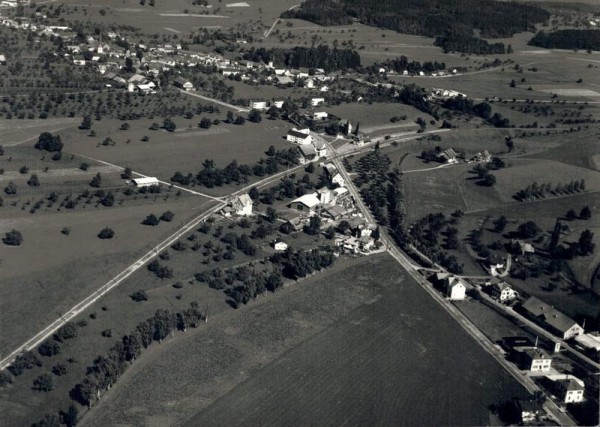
[78,253,529,427]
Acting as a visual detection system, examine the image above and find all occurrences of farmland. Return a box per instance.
[80,253,528,427]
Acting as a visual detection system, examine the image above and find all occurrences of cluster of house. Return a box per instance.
[429,88,466,99]
[334,217,377,254]
[271,67,333,90]
[378,67,459,77]
[284,128,330,164]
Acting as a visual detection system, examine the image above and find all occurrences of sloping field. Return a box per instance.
[82,254,528,427]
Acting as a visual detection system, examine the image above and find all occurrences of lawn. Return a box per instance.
[79,253,529,427]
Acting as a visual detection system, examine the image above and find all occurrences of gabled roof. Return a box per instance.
[298,144,316,157]
[521,296,580,334]
[288,129,311,139]
[291,193,320,209]
[233,193,252,209]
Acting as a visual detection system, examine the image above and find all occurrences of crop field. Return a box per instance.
[327,102,433,132]
[77,253,529,427]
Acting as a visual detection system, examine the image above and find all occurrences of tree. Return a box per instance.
[518,221,541,239]
[303,216,322,235]
[248,109,262,123]
[0,371,12,388]
[249,187,260,200]
[566,209,578,220]
[265,207,277,223]
[580,206,592,220]
[125,56,134,72]
[121,167,133,179]
[578,230,595,255]
[90,173,101,188]
[52,363,67,376]
[61,404,79,427]
[4,181,16,195]
[98,227,115,239]
[305,162,315,173]
[234,115,246,125]
[32,374,54,392]
[199,117,212,129]
[3,229,23,246]
[130,290,148,302]
[142,214,160,226]
[163,118,176,132]
[325,226,335,239]
[80,115,92,130]
[226,111,235,123]
[35,132,63,153]
[54,323,78,342]
[38,340,61,357]
[160,211,175,222]
[505,136,514,152]
[482,173,496,186]
[493,216,508,233]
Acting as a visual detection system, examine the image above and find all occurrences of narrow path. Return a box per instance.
[178,89,249,113]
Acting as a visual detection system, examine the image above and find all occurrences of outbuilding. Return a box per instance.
[132,177,160,187]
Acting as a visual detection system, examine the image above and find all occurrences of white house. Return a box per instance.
[289,193,321,213]
[311,97,325,107]
[437,273,466,300]
[132,177,160,187]
[249,100,268,110]
[331,173,345,187]
[273,100,284,109]
[545,375,585,404]
[273,241,288,251]
[313,111,328,120]
[174,77,194,91]
[490,281,518,303]
[286,128,312,145]
[232,194,253,216]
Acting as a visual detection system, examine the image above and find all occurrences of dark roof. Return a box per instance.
[288,130,310,139]
[518,400,543,413]
[521,296,579,334]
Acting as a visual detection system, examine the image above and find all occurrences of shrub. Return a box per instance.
[97,227,115,239]
[38,340,61,357]
[52,363,67,376]
[53,323,78,342]
[160,211,175,222]
[3,229,23,246]
[130,290,148,302]
[32,374,54,392]
[142,214,160,226]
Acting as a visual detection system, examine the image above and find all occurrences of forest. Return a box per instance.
[242,45,361,72]
[283,0,549,40]
[529,30,600,51]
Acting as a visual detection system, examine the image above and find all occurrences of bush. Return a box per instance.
[35,132,63,152]
[142,214,160,226]
[98,227,115,239]
[0,371,12,388]
[32,374,54,392]
[52,363,67,376]
[54,323,78,342]
[8,352,42,376]
[160,211,175,222]
[38,340,61,357]
[130,290,148,302]
[4,181,17,195]
[3,229,23,246]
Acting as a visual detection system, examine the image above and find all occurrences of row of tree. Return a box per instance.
[529,30,600,52]
[514,179,586,201]
[242,45,361,72]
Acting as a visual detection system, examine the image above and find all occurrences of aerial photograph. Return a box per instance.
[0,0,599,426]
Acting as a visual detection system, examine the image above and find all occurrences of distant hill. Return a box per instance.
[529,29,600,51]
[283,0,550,54]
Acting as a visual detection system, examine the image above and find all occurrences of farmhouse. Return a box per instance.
[436,273,466,300]
[438,148,459,164]
[173,77,194,91]
[543,375,585,404]
[289,193,321,213]
[132,177,160,187]
[312,138,327,158]
[286,128,312,145]
[489,280,518,303]
[510,346,552,372]
[298,144,317,163]
[231,194,253,216]
[519,296,584,340]
[311,97,325,107]
[517,400,545,423]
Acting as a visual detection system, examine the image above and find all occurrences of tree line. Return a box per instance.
[242,45,361,72]
[529,30,600,52]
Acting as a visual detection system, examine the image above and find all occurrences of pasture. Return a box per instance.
[79,253,529,427]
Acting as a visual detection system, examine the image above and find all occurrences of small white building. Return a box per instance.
[437,273,466,300]
[273,100,284,109]
[132,177,160,187]
[174,77,194,91]
[232,194,253,216]
[331,173,345,187]
[249,100,268,111]
[313,111,328,120]
[289,193,321,213]
[311,97,325,107]
[273,241,288,251]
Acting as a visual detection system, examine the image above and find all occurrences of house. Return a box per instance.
[517,400,545,423]
[313,111,328,120]
[338,119,352,135]
[312,138,327,158]
[289,193,321,213]
[438,148,459,164]
[127,74,146,84]
[322,204,347,220]
[544,375,585,404]
[231,194,253,216]
[173,77,194,91]
[489,281,518,303]
[311,97,325,107]
[298,144,317,163]
[319,85,330,92]
[286,128,312,145]
[511,239,535,255]
[317,187,334,205]
[222,68,242,77]
[249,100,268,111]
[574,332,600,352]
[435,273,466,300]
[273,100,285,109]
[273,241,288,251]
[131,177,160,187]
[519,296,584,340]
[510,346,552,372]
[331,173,345,187]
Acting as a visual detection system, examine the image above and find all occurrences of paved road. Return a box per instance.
[324,134,578,426]
[178,89,249,113]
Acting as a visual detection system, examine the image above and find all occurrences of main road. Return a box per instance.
[321,133,578,426]
[0,161,307,372]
